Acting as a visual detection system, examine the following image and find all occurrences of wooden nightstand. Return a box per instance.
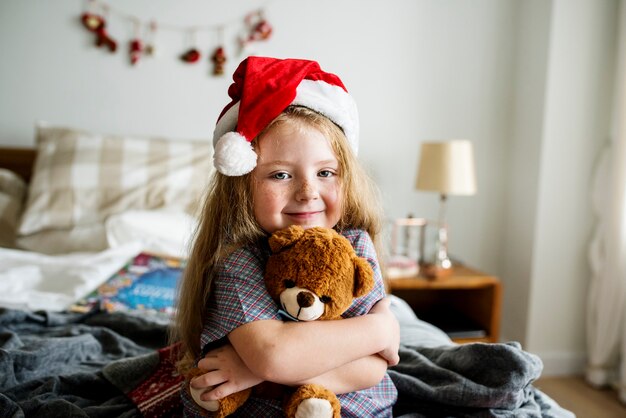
[387,265,502,343]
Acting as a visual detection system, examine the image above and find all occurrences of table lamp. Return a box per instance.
[415,139,477,275]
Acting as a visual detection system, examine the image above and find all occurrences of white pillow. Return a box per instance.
[105,209,197,259]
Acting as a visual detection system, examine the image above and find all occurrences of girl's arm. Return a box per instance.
[293,353,389,393]
[192,346,388,404]
[229,297,399,383]
[192,298,399,401]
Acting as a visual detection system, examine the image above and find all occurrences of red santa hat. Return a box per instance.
[213,56,359,176]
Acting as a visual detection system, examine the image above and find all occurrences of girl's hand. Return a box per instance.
[369,298,400,366]
[190,344,263,402]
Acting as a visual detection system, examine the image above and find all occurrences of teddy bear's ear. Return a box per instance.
[269,225,306,253]
[352,256,375,298]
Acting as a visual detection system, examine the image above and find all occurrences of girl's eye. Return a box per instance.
[318,170,335,178]
[272,172,290,180]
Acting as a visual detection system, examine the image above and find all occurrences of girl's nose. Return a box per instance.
[295,181,319,201]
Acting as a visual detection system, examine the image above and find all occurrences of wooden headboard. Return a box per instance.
[0,147,37,183]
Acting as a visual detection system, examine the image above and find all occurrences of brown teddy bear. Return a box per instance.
[188,225,375,418]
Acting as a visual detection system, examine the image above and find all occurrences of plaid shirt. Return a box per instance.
[182,228,397,417]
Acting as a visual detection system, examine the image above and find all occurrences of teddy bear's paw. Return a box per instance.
[295,398,334,418]
[189,386,220,412]
[198,399,220,412]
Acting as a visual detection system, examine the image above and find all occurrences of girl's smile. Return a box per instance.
[252,121,342,233]
[284,211,325,223]
[285,211,323,218]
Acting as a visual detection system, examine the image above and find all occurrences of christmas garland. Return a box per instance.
[79,0,273,75]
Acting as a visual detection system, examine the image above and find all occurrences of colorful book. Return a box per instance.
[71,252,185,319]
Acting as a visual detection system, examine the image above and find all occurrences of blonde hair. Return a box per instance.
[171,106,384,371]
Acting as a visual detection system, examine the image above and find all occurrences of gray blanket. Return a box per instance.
[0,306,575,417]
[389,343,574,417]
[0,309,166,417]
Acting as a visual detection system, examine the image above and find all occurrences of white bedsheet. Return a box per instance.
[0,242,142,311]
[0,208,197,312]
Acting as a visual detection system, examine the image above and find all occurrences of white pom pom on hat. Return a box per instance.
[212,56,359,176]
[213,132,258,176]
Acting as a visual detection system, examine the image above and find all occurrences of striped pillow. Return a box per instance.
[18,125,213,242]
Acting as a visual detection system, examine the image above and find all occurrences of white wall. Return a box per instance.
[499,0,551,355]
[0,0,620,375]
[500,0,619,375]
[524,0,618,374]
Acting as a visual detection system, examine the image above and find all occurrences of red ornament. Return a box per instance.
[248,19,272,43]
[240,12,273,47]
[129,39,143,65]
[80,12,117,53]
[180,48,201,63]
[211,47,227,75]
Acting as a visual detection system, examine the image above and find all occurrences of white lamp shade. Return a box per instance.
[415,139,477,195]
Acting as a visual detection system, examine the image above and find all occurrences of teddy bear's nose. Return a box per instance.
[297,291,315,308]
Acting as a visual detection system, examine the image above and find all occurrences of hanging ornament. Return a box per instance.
[180,30,201,63]
[128,19,143,65]
[80,6,117,53]
[211,27,226,76]
[144,21,157,57]
[129,39,143,65]
[181,48,201,63]
[239,10,273,47]
[211,47,227,75]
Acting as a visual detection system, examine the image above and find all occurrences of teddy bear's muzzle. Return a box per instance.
[280,287,325,321]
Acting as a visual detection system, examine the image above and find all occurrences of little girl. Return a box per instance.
[174,57,400,417]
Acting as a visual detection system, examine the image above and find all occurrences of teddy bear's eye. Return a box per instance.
[320,296,332,304]
[284,280,296,288]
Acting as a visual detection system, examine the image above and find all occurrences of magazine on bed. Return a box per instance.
[70,252,185,319]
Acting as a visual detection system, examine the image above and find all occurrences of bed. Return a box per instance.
[0,125,574,417]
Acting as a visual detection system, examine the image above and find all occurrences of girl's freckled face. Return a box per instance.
[251,123,342,234]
